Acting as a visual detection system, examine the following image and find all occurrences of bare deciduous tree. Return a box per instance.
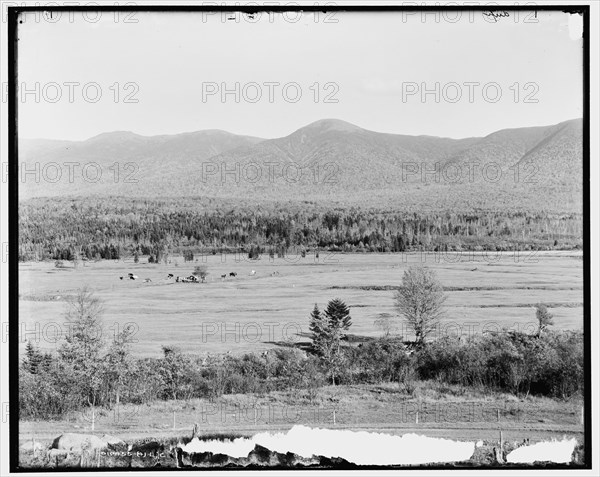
[58,286,105,429]
[374,313,396,337]
[193,264,209,282]
[535,303,554,337]
[395,266,446,346]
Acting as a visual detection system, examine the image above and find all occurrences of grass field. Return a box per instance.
[19,381,583,440]
[18,251,583,357]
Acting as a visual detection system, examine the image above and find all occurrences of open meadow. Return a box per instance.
[18,251,584,357]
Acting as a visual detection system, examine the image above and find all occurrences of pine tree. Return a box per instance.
[22,340,44,374]
[308,299,352,385]
[309,304,326,352]
[324,298,352,336]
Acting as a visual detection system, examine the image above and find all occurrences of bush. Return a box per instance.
[19,329,583,421]
[414,330,584,398]
[348,337,412,384]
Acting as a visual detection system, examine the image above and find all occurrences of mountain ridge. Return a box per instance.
[18,118,583,213]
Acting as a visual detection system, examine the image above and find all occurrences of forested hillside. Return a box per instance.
[17,118,583,261]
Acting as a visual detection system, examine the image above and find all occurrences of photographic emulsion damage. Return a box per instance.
[1,2,596,475]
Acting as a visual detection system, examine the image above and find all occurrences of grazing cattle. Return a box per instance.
[119,276,123,280]
[249,270,256,276]
[221,274,227,280]
[143,278,152,283]
[175,275,199,283]
[168,274,174,279]
[128,274,139,280]
[270,271,280,277]
[229,272,237,277]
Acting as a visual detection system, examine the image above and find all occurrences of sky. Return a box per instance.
[14,9,584,140]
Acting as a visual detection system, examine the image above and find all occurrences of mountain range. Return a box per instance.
[18,118,583,213]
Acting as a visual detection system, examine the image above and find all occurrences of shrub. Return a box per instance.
[350,337,411,384]
[414,330,584,398]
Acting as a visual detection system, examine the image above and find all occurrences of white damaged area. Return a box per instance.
[179,425,475,465]
[506,438,577,464]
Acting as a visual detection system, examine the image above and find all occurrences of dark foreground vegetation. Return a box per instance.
[18,197,582,261]
[19,330,584,421]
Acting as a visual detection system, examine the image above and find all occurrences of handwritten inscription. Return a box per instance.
[483,11,510,22]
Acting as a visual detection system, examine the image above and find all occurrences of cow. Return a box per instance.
[221,274,227,280]
[143,278,152,283]
[128,273,139,280]
[119,276,123,280]
[249,270,256,276]
[229,272,237,277]
[168,274,174,279]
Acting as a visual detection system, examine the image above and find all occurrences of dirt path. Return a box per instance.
[19,422,583,447]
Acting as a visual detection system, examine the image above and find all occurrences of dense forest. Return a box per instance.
[18,197,583,262]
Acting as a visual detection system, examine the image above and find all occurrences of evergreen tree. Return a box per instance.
[309,299,352,385]
[22,340,44,374]
[309,304,326,351]
[324,298,352,335]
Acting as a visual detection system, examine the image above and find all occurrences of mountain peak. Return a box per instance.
[85,131,142,143]
[302,119,363,133]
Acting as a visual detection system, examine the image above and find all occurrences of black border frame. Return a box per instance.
[6,3,591,472]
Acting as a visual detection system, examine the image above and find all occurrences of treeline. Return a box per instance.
[18,197,582,262]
